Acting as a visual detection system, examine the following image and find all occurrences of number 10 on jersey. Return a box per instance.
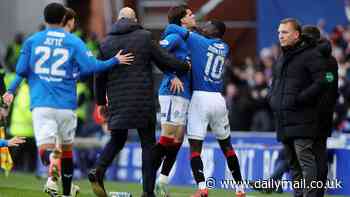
[204,52,225,81]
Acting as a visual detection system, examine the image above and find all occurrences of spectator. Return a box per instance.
[258,48,275,81]
[5,33,24,72]
[271,43,281,61]
[75,82,91,137]
[317,18,329,39]
[250,71,274,131]
[226,83,255,131]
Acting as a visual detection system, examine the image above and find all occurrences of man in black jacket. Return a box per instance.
[302,25,338,136]
[268,18,331,197]
[88,7,190,197]
[301,25,338,197]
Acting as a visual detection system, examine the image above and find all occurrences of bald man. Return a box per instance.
[89,7,190,197]
[118,7,136,20]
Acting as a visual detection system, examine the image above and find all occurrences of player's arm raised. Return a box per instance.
[74,38,134,75]
[164,24,206,47]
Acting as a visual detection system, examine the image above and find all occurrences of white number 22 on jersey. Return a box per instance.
[35,46,68,77]
[204,52,225,81]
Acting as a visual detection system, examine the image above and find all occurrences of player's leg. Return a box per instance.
[159,126,185,181]
[32,107,60,196]
[155,125,185,197]
[153,123,175,197]
[38,143,58,175]
[153,95,179,196]
[88,129,128,197]
[39,143,61,196]
[187,92,209,197]
[217,137,244,186]
[155,96,188,196]
[189,138,206,185]
[153,96,177,172]
[57,109,79,197]
[48,144,61,189]
[210,94,245,197]
[160,97,188,177]
[153,124,176,172]
[60,143,79,197]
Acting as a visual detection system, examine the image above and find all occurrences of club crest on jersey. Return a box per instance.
[86,51,93,57]
[159,40,169,46]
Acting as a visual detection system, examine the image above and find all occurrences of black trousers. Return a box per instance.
[283,138,328,197]
[96,124,156,195]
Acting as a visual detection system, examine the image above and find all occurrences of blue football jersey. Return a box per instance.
[158,33,191,99]
[12,27,118,110]
[164,24,229,92]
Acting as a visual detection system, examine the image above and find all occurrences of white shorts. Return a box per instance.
[32,107,77,146]
[187,91,230,140]
[159,95,190,126]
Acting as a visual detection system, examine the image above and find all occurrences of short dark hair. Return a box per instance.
[62,7,76,26]
[280,18,302,34]
[44,3,66,24]
[211,20,226,38]
[302,25,321,40]
[168,5,189,26]
[202,20,226,38]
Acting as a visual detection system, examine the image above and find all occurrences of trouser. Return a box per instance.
[97,124,156,195]
[283,138,327,197]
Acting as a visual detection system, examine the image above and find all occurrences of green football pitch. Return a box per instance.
[0,173,347,197]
